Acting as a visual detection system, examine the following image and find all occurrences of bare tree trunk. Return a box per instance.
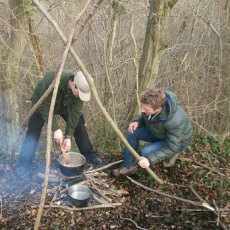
[128,0,178,120]
[0,1,27,151]
[103,2,125,147]
[28,15,44,78]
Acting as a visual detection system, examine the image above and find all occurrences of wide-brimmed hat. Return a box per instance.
[73,71,93,101]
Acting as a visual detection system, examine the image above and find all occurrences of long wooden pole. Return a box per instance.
[32,0,163,185]
[33,2,91,229]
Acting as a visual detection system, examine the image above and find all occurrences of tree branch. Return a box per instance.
[127,176,215,211]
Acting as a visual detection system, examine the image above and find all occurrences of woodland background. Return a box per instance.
[0,0,230,152]
[0,1,230,229]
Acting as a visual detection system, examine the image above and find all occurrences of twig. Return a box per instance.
[132,179,228,230]
[126,176,215,211]
[106,187,129,197]
[85,160,123,174]
[92,193,108,204]
[88,177,110,188]
[50,184,61,203]
[72,0,104,44]
[188,186,214,211]
[212,199,220,227]
[120,217,148,230]
[31,203,122,211]
[85,174,112,203]
[85,172,108,177]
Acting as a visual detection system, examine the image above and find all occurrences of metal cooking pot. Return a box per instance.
[58,152,85,177]
[68,184,91,207]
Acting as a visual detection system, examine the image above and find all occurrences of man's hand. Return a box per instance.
[138,157,150,168]
[128,121,139,133]
[54,129,63,145]
[63,139,71,151]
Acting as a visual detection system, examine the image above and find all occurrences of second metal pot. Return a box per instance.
[68,184,91,207]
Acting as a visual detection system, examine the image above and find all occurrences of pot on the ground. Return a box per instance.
[68,184,91,207]
[58,152,85,177]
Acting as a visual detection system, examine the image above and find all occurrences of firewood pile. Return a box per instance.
[36,160,128,211]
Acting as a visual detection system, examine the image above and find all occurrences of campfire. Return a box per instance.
[36,160,128,211]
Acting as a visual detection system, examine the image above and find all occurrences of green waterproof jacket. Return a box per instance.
[31,70,83,137]
[134,90,193,165]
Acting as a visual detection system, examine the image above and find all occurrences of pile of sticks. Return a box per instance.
[37,160,128,211]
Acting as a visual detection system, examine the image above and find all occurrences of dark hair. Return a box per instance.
[70,75,75,82]
[140,87,166,110]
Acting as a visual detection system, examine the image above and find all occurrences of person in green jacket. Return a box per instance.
[112,87,193,177]
[16,70,102,178]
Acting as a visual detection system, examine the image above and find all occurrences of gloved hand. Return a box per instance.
[54,129,63,145]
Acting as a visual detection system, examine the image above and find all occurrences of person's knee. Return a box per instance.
[141,148,151,157]
[141,142,164,157]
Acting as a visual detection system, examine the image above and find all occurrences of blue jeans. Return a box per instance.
[124,126,186,167]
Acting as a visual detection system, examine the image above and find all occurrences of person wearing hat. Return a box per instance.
[16,70,102,178]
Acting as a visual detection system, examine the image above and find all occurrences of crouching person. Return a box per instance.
[112,87,193,177]
[16,70,103,178]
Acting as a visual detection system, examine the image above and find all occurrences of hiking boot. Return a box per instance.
[112,165,138,177]
[15,165,28,179]
[163,153,180,168]
[85,153,103,165]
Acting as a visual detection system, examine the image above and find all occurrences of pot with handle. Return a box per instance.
[58,152,86,177]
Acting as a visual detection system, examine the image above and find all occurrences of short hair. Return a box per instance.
[70,74,75,82]
[140,87,166,110]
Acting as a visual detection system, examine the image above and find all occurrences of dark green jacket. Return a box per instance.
[134,90,193,165]
[31,70,83,137]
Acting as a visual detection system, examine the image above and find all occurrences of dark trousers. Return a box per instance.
[17,112,95,168]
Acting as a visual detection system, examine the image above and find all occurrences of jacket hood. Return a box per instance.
[159,90,178,121]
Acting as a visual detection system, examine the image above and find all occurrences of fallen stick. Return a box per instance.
[84,172,108,177]
[49,182,62,205]
[88,178,110,188]
[106,188,129,197]
[92,193,109,204]
[85,175,112,203]
[189,186,227,230]
[120,217,148,230]
[31,203,122,211]
[85,160,123,174]
[127,176,215,211]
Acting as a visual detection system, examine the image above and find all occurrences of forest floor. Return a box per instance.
[0,135,230,230]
